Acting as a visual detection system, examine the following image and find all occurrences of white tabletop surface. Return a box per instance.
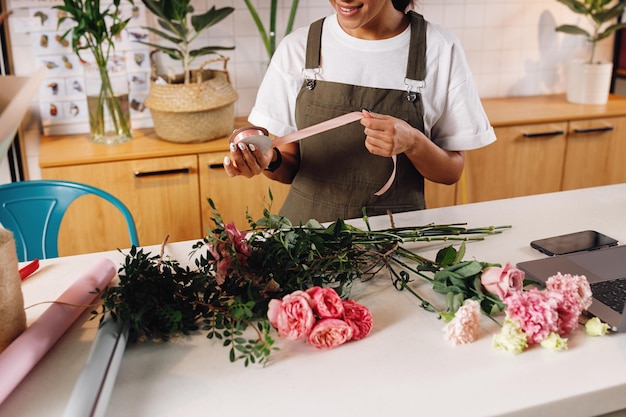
[3,183,626,417]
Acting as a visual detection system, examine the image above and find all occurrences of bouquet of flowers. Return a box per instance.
[97,197,608,366]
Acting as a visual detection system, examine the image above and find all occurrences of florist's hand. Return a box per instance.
[360,109,426,157]
[224,140,274,178]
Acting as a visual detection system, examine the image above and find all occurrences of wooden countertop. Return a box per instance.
[39,117,249,168]
[40,94,626,168]
[482,93,626,127]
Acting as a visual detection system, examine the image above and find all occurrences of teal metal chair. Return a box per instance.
[0,180,139,262]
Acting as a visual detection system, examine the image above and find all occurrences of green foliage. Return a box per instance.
[138,0,234,83]
[97,194,510,366]
[243,0,300,58]
[54,0,134,66]
[555,0,626,63]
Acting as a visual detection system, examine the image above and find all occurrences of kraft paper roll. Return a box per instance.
[0,228,26,353]
[0,257,117,405]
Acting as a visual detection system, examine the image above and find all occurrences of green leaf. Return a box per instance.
[435,245,457,266]
[191,6,234,33]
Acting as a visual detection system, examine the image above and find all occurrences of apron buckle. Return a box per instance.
[303,68,321,90]
[404,78,425,102]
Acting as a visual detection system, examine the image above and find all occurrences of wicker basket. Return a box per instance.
[145,56,238,143]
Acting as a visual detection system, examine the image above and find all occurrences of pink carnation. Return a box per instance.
[480,262,524,300]
[553,290,582,335]
[306,318,353,349]
[546,273,593,311]
[342,300,373,340]
[504,288,560,344]
[444,299,481,345]
[306,286,345,319]
[267,291,315,340]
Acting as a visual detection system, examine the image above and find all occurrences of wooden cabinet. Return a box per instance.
[42,155,202,255]
[464,122,568,202]
[562,117,626,190]
[198,152,290,231]
[39,125,283,256]
[464,94,626,203]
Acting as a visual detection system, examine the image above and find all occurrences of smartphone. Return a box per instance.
[530,230,619,256]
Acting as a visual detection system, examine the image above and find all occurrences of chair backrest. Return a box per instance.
[0,180,139,262]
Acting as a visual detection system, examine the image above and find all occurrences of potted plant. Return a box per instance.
[136,0,238,143]
[55,0,134,145]
[556,0,626,104]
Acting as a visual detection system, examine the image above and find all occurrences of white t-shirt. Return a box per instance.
[249,14,495,151]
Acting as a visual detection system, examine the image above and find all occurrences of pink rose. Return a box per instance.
[481,262,524,300]
[306,286,345,319]
[306,318,353,349]
[342,300,373,340]
[267,291,315,340]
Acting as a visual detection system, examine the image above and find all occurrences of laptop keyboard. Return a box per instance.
[590,278,626,313]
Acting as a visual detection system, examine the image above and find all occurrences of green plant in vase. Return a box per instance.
[243,0,300,59]
[555,0,626,64]
[55,0,135,145]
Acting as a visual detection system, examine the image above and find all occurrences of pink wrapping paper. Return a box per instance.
[0,257,116,405]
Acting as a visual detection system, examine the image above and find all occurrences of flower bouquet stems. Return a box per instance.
[85,54,132,144]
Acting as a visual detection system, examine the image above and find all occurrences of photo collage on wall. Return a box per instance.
[26,2,152,135]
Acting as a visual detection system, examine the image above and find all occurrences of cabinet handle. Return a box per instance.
[208,163,224,169]
[134,167,190,177]
[573,126,614,134]
[522,130,565,138]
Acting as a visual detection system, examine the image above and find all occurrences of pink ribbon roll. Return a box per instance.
[230,111,396,196]
[0,257,116,405]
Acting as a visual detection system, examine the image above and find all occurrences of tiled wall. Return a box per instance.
[3,0,615,180]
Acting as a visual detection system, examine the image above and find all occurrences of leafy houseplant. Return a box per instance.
[137,0,234,84]
[244,0,300,59]
[555,0,626,104]
[134,0,239,143]
[555,0,626,64]
[55,0,134,145]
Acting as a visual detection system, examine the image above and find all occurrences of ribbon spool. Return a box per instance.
[230,126,273,154]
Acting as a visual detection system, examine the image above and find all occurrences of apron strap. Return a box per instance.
[406,11,426,82]
[305,12,426,82]
[305,18,325,69]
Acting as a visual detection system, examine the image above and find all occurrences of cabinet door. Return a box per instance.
[464,123,568,203]
[424,180,460,208]
[42,155,201,256]
[198,152,290,232]
[562,117,626,190]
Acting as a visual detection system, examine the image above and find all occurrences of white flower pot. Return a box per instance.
[566,60,613,105]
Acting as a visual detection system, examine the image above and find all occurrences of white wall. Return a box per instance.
[4,0,615,180]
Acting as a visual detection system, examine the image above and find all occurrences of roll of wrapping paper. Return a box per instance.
[63,315,129,417]
[0,257,117,405]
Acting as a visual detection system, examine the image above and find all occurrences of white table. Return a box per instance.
[3,184,626,417]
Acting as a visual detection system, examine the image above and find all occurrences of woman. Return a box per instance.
[224,0,495,224]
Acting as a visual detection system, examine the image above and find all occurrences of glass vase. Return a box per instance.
[84,58,132,145]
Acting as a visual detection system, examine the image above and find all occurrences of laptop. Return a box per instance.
[517,245,626,332]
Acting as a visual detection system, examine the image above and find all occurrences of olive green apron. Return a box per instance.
[279,11,428,224]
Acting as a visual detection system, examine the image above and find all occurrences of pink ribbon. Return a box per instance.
[0,258,116,405]
[231,111,396,195]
